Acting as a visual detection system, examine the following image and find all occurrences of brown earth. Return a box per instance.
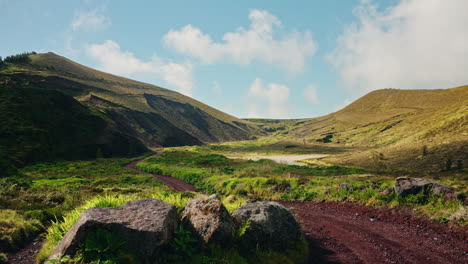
[281,201,468,264]
[6,239,42,264]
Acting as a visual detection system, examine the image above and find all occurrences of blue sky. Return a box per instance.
[1,0,467,118]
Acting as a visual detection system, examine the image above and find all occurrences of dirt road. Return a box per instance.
[281,201,467,264]
[124,160,197,192]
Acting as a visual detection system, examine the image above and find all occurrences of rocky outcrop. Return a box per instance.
[181,195,235,244]
[48,199,177,261]
[232,201,301,250]
[394,177,454,197]
[394,177,432,196]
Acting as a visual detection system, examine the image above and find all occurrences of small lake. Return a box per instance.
[231,154,328,166]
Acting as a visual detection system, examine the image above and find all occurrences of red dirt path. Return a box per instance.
[123,160,197,192]
[280,201,467,264]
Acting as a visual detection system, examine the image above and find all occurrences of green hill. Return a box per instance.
[264,87,468,172]
[0,52,258,175]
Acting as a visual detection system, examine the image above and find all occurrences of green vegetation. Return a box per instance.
[3,52,36,64]
[172,138,354,156]
[0,51,467,262]
[0,209,42,251]
[0,51,258,157]
[137,150,466,225]
[0,157,183,259]
[0,73,149,176]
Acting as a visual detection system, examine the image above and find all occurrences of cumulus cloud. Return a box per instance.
[86,40,194,96]
[246,78,291,118]
[163,9,316,74]
[329,0,468,92]
[304,84,319,104]
[71,8,111,31]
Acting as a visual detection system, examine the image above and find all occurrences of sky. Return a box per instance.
[1,0,468,119]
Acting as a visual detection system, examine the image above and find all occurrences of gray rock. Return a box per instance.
[181,195,235,244]
[394,177,455,197]
[431,183,454,195]
[232,201,301,250]
[394,177,432,196]
[48,199,177,261]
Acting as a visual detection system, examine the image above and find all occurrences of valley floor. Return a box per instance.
[126,159,468,264]
[5,151,467,263]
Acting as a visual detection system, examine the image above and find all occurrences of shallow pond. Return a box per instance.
[230,154,327,166]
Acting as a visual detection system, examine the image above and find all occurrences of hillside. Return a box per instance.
[257,87,468,172]
[0,52,258,174]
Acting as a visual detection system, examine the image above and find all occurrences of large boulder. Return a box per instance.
[232,201,301,250]
[48,199,177,261]
[394,177,432,196]
[181,195,235,244]
[394,177,454,197]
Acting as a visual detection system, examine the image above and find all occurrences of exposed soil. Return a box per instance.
[6,238,43,264]
[280,201,468,264]
[124,160,197,192]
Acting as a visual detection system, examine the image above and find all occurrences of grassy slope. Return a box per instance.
[28,53,259,141]
[2,52,259,146]
[0,77,149,175]
[0,52,262,172]
[256,87,468,172]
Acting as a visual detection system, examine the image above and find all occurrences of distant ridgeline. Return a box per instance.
[0,52,257,176]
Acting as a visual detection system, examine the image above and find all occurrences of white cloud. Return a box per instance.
[304,84,319,104]
[246,78,291,118]
[329,0,468,92]
[71,8,111,31]
[85,40,194,96]
[163,9,316,74]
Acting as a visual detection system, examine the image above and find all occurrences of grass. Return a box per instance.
[137,149,467,225]
[0,157,168,256]
[1,143,465,262]
[0,209,42,251]
[173,138,354,156]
